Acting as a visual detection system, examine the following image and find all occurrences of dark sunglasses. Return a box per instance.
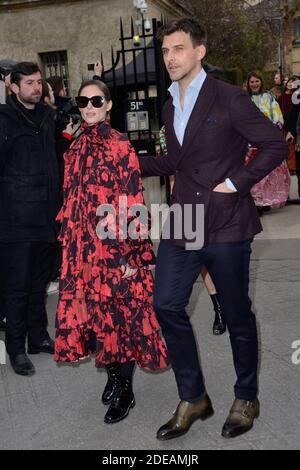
[75,95,108,108]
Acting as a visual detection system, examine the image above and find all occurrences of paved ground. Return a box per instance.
[0,200,300,450]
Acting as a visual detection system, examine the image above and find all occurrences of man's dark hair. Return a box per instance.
[46,75,65,97]
[10,62,41,86]
[157,18,207,47]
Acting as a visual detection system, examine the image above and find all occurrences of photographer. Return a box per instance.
[0,60,18,99]
[0,60,18,329]
[0,62,61,375]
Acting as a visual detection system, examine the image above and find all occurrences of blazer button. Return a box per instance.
[196,191,201,196]
[175,169,180,174]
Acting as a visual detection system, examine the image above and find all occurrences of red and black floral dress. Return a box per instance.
[54,120,168,371]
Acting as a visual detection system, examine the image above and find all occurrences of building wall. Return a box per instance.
[0,0,180,95]
[0,0,190,206]
[292,45,300,74]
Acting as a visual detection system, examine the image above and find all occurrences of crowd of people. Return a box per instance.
[0,16,293,441]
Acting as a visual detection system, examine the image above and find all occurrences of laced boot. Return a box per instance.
[104,376,135,424]
[211,294,226,335]
[101,362,121,405]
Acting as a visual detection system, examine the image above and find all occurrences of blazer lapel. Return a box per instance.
[164,98,182,155]
[178,75,217,164]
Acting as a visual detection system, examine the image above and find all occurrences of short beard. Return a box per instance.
[18,92,41,108]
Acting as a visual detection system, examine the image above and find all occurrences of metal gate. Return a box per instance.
[101,17,170,158]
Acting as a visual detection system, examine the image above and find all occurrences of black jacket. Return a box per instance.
[0,94,61,242]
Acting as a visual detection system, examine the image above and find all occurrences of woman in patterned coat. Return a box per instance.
[246,72,290,214]
[54,80,168,424]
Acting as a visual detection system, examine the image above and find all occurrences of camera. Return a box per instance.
[133,0,148,14]
[56,97,82,127]
[87,63,94,71]
[0,59,17,81]
[144,18,151,32]
[0,67,6,81]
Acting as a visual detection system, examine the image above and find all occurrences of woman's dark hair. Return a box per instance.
[157,18,207,47]
[283,77,294,93]
[41,79,50,102]
[46,75,64,96]
[78,80,111,101]
[10,62,41,86]
[246,71,264,95]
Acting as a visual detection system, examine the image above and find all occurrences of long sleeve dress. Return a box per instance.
[54,120,168,371]
[245,92,290,208]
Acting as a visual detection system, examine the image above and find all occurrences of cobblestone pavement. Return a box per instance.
[0,205,299,450]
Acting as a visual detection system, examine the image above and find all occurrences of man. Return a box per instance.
[0,62,61,376]
[139,19,288,440]
[0,60,17,329]
[270,70,283,100]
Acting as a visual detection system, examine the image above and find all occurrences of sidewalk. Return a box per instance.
[0,205,300,450]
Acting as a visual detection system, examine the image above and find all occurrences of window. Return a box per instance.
[294,17,300,37]
[39,50,70,95]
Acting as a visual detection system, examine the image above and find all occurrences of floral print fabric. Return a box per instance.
[247,92,290,208]
[54,120,168,370]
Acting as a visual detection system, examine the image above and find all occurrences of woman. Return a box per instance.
[246,72,290,212]
[278,77,295,121]
[54,80,168,424]
[270,70,282,100]
[279,77,297,173]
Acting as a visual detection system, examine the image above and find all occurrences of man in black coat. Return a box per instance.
[0,62,61,376]
[139,19,288,440]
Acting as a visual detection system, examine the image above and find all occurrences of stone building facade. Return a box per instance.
[293,16,300,74]
[0,0,191,95]
[0,0,193,207]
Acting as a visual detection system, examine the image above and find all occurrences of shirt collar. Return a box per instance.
[168,68,207,98]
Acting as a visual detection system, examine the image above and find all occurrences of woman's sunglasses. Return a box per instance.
[75,95,108,109]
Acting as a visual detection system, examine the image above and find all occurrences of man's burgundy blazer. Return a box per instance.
[139,74,289,248]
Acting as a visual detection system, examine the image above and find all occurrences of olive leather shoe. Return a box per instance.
[222,398,260,438]
[157,395,214,441]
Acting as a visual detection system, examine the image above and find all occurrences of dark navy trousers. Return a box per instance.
[154,240,258,402]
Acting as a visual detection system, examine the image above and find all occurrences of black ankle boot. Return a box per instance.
[104,377,135,424]
[211,294,226,335]
[102,362,121,405]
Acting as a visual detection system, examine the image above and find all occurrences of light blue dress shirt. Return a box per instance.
[168,68,236,191]
[168,68,207,146]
